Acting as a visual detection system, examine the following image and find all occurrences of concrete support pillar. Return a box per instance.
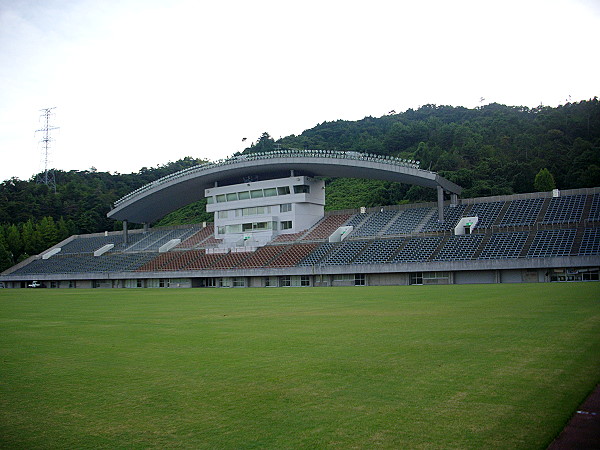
[437,186,445,223]
[123,220,128,245]
[143,222,149,233]
[451,193,458,206]
[290,170,295,177]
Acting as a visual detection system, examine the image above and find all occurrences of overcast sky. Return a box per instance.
[1,0,599,182]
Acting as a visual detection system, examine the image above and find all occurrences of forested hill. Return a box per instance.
[1,99,599,270]
[243,99,600,206]
[0,157,213,270]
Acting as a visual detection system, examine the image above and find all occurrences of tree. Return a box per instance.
[249,132,275,153]
[0,241,12,272]
[5,224,22,259]
[534,168,556,192]
[37,216,58,244]
[22,220,45,256]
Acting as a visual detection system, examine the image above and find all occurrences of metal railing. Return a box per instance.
[113,149,422,207]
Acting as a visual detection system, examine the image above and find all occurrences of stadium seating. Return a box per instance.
[237,245,285,268]
[4,190,598,283]
[384,207,433,235]
[301,214,352,240]
[420,205,467,232]
[175,225,214,248]
[349,210,398,237]
[526,229,577,258]
[434,234,484,261]
[13,252,157,275]
[124,228,199,252]
[579,228,600,255]
[467,201,505,228]
[298,242,336,266]
[478,232,529,259]
[587,193,600,222]
[268,243,318,267]
[391,236,443,263]
[354,239,404,264]
[541,195,586,224]
[498,198,544,227]
[320,241,368,265]
[60,233,134,254]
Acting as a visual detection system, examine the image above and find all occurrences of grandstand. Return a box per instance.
[1,151,598,288]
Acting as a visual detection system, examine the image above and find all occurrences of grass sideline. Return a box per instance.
[1,283,599,449]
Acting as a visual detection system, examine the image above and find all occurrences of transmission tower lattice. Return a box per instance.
[36,107,59,192]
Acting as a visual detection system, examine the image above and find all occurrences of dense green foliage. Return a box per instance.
[535,167,557,192]
[1,284,599,448]
[0,158,208,270]
[1,100,599,270]
[245,99,600,202]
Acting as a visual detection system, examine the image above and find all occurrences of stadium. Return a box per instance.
[1,149,599,288]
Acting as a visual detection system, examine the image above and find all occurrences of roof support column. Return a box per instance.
[450,192,458,206]
[437,186,445,223]
[123,220,128,245]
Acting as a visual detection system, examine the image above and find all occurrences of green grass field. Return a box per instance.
[1,283,599,449]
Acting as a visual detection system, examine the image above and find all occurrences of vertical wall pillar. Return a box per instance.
[450,193,458,206]
[123,220,128,245]
[437,186,445,223]
[143,222,149,233]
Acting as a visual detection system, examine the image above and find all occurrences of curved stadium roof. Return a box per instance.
[107,150,462,224]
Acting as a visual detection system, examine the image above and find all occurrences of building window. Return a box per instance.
[280,203,292,213]
[301,275,310,287]
[50,281,58,289]
[137,279,143,288]
[241,206,271,217]
[277,186,290,195]
[254,221,268,231]
[410,272,423,285]
[226,192,238,201]
[216,194,226,203]
[226,224,243,233]
[583,270,599,281]
[232,277,246,287]
[355,274,365,286]
[280,276,291,287]
[281,220,292,230]
[423,271,448,278]
[238,191,250,200]
[293,184,310,194]
[333,274,354,281]
[68,280,76,288]
[218,210,229,219]
[250,189,263,198]
[159,279,168,288]
[263,188,277,197]
[206,196,214,204]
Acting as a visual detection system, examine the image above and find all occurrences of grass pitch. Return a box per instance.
[1,283,599,449]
